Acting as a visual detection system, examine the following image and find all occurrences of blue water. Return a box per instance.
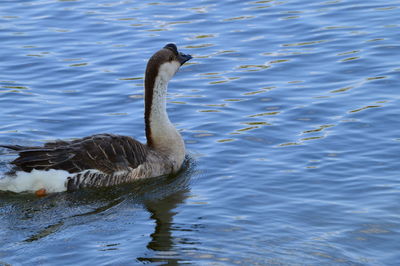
[1,0,400,264]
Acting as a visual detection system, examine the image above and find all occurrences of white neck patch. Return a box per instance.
[158,61,180,83]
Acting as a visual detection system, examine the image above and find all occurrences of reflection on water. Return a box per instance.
[0,159,194,264]
[138,189,190,264]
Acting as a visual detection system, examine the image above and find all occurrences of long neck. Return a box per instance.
[144,76,184,156]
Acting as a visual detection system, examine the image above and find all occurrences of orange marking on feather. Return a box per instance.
[35,188,47,197]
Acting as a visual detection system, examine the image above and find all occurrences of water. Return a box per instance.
[1,0,400,264]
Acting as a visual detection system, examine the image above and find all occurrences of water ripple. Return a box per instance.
[1,0,400,264]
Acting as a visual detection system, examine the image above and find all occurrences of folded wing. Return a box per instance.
[2,134,149,190]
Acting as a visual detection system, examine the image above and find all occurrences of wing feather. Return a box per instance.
[2,133,148,175]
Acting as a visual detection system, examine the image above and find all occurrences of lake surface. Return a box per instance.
[1,0,400,265]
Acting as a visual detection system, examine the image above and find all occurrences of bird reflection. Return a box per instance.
[1,157,195,262]
[137,159,194,264]
[146,189,189,252]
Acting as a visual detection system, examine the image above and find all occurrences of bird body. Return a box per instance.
[0,43,192,193]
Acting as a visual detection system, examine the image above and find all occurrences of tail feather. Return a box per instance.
[2,145,62,152]
[1,144,29,151]
[2,144,77,172]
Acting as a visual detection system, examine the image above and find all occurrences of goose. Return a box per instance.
[0,43,192,194]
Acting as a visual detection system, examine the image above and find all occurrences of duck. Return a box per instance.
[0,43,192,194]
